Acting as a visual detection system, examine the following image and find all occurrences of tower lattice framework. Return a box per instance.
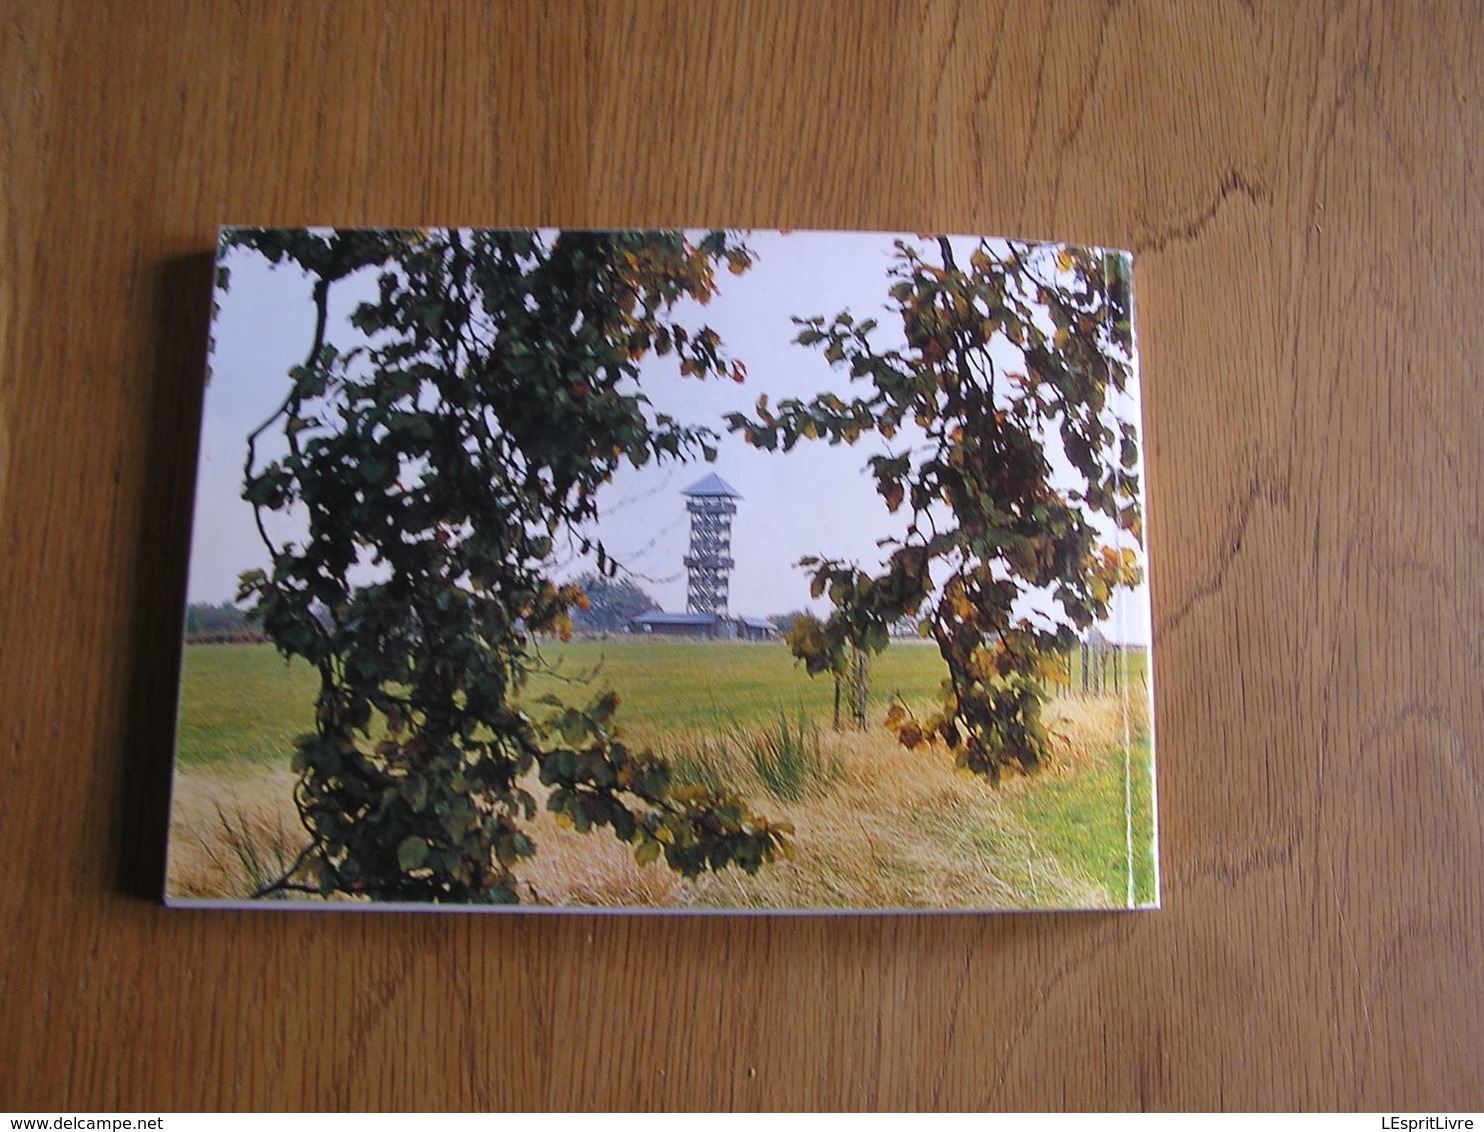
[681,474,741,614]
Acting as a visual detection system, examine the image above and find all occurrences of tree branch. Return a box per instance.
[242,276,331,560]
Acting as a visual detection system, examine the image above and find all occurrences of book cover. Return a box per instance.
[166,227,1158,912]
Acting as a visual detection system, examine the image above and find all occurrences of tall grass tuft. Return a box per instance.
[665,732,738,795]
[734,711,839,803]
[199,803,303,899]
[655,709,841,804]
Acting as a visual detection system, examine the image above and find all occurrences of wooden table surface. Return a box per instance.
[3,0,1481,1112]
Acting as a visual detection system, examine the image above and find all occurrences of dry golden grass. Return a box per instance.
[165,766,307,900]
[1038,692,1141,777]
[166,694,1140,910]
[520,716,1111,910]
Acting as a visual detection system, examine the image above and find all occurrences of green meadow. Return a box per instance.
[174,638,959,766]
[175,643,318,769]
[172,639,1155,908]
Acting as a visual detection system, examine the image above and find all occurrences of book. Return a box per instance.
[166,227,1158,912]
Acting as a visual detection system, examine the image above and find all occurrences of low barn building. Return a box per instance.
[733,616,779,642]
[630,611,778,641]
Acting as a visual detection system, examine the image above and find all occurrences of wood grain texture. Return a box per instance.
[2,0,1481,1111]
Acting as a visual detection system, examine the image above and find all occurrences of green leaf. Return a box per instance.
[397,837,429,872]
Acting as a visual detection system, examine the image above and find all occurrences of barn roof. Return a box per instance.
[682,472,742,499]
[631,611,723,626]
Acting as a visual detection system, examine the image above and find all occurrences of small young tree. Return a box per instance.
[767,610,811,634]
[229,228,790,902]
[782,604,871,732]
[730,238,1143,780]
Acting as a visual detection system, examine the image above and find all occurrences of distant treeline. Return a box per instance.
[568,573,658,634]
[184,602,264,643]
[567,581,831,638]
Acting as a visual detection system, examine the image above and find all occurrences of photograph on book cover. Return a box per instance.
[165,227,1157,912]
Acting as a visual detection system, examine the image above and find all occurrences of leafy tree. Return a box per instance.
[228,228,790,902]
[730,237,1142,780]
[783,610,869,731]
[567,572,659,634]
[767,609,811,634]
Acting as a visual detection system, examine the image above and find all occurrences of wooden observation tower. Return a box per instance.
[682,473,741,615]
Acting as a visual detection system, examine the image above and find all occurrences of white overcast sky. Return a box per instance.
[188,229,1152,644]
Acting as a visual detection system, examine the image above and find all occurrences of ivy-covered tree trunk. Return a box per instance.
[227,228,790,902]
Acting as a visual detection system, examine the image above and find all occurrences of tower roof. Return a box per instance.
[682,472,742,499]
